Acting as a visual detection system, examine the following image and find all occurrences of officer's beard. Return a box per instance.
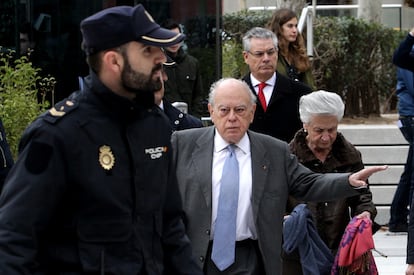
[121,59,163,108]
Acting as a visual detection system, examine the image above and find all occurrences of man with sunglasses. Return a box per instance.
[242,27,312,143]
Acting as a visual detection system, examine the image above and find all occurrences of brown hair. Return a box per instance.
[266,8,310,72]
[85,45,128,74]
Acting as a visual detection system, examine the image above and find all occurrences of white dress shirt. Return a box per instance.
[211,129,257,241]
[250,72,276,106]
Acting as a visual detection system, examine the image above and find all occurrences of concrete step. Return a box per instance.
[339,123,406,225]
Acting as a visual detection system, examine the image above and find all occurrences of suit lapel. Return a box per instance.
[267,72,287,107]
[242,75,266,112]
[249,131,270,220]
[243,73,281,112]
[192,127,215,209]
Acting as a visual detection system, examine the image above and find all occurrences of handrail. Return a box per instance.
[248,4,405,57]
[297,6,313,57]
[297,4,404,57]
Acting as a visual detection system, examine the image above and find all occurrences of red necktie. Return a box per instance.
[258,82,267,112]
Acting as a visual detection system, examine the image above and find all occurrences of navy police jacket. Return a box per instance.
[0,119,13,192]
[0,72,201,275]
[393,33,414,72]
[161,99,203,131]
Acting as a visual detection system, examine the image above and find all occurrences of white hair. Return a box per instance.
[299,90,345,124]
[208,78,256,106]
[242,27,278,52]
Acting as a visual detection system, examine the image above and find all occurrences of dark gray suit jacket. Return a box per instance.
[171,126,362,274]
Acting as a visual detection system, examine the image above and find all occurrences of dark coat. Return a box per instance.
[282,130,377,275]
[288,130,377,251]
[409,193,414,264]
[164,48,205,118]
[283,204,333,275]
[161,99,203,131]
[242,72,312,143]
[393,33,414,72]
[0,72,201,275]
[277,54,316,90]
[0,119,13,192]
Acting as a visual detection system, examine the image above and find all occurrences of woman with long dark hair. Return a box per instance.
[267,8,316,90]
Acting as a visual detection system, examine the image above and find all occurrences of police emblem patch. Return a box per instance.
[99,145,115,170]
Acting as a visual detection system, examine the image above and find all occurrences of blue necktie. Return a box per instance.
[211,144,239,271]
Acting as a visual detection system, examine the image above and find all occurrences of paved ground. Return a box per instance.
[374,229,407,274]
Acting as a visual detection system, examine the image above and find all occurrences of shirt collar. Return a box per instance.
[158,100,164,110]
[214,129,250,154]
[250,72,276,88]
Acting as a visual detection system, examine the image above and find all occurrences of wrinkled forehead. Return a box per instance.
[214,87,251,107]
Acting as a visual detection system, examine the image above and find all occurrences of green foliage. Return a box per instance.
[222,40,247,78]
[0,48,53,158]
[222,10,273,79]
[221,11,406,117]
[312,16,405,116]
[223,10,273,44]
[188,47,216,117]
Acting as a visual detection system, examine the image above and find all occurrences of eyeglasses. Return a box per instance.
[247,48,277,58]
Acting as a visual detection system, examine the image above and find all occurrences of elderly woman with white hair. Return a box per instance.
[282,90,378,275]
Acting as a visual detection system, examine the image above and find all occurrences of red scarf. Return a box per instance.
[331,217,378,275]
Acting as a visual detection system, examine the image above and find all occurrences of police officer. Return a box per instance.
[154,68,204,131]
[0,118,13,191]
[0,5,202,275]
[161,19,206,119]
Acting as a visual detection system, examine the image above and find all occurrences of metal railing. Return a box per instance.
[296,4,408,57]
[249,4,412,57]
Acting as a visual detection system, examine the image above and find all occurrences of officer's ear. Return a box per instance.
[102,50,123,74]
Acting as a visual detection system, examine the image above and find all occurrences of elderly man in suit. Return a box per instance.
[241,27,312,143]
[171,77,387,274]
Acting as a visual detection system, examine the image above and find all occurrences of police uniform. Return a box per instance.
[161,99,203,131]
[0,4,202,274]
[0,72,201,274]
[0,118,13,191]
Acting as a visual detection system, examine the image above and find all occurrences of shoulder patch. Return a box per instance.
[43,100,78,124]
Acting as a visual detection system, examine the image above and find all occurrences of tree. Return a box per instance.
[0,49,54,157]
[357,0,382,23]
[275,0,307,14]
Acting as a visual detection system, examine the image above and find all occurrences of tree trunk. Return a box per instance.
[275,0,307,14]
[239,0,246,10]
[357,0,382,23]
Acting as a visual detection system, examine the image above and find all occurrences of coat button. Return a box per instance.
[199,256,205,262]
[205,229,210,235]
